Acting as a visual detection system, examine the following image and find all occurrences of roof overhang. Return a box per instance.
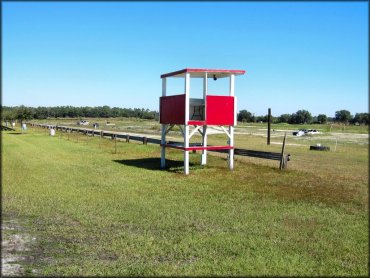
[161,68,246,78]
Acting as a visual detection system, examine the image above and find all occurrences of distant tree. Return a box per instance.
[317,114,327,124]
[2,105,160,121]
[95,106,110,118]
[15,106,33,132]
[277,114,291,123]
[327,117,335,123]
[15,106,33,122]
[255,114,276,123]
[34,106,49,119]
[82,106,93,118]
[111,107,121,118]
[289,110,312,124]
[335,110,353,124]
[1,109,15,123]
[237,110,253,122]
[353,113,369,125]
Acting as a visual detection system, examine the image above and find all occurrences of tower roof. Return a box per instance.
[161,68,246,78]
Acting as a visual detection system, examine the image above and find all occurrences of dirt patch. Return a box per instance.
[1,219,38,276]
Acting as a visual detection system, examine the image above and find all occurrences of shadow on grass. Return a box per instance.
[6,132,23,135]
[113,158,197,173]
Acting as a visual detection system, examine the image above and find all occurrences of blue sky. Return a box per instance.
[3,1,368,116]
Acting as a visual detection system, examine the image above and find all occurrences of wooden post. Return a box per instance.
[126,134,130,143]
[279,133,287,170]
[267,108,271,145]
[114,135,117,154]
[143,137,147,145]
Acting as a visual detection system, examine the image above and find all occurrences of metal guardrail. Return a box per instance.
[214,148,282,161]
[28,122,290,169]
[1,125,15,131]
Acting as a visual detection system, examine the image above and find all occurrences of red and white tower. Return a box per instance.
[159,68,246,174]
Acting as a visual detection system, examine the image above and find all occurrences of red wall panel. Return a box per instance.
[206,95,235,125]
[160,94,186,124]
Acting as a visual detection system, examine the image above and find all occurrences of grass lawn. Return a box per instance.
[2,126,368,276]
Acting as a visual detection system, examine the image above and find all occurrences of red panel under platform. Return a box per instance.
[160,94,185,124]
[187,120,206,126]
[206,95,235,125]
[161,144,233,151]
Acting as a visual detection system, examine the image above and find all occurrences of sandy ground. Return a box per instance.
[1,220,37,276]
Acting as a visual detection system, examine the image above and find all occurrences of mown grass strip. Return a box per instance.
[2,129,368,276]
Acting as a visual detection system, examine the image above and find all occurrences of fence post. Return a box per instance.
[114,135,117,154]
[267,108,271,145]
[279,133,287,170]
[143,136,147,145]
[126,135,130,143]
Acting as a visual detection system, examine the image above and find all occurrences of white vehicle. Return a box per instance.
[77,120,90,126]
[292,130,305,136]
[306,129,320,135]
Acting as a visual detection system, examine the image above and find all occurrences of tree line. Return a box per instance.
[237,109,369,125]
[1,105,159,123]
[1,105,368,125]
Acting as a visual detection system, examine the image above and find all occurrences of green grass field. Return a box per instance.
[2,124,368,276]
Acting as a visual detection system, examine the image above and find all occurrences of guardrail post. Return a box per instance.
[143,136,147,145]
[279,133,287,170]
[126,135,130,143]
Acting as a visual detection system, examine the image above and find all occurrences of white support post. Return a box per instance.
[184,73,191,174]
[184,125,190,175]
[161,78,167,169]
[189,125,201,139]
[201,72,208,165]
[228,74,235,170]
[201,126,207,165]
